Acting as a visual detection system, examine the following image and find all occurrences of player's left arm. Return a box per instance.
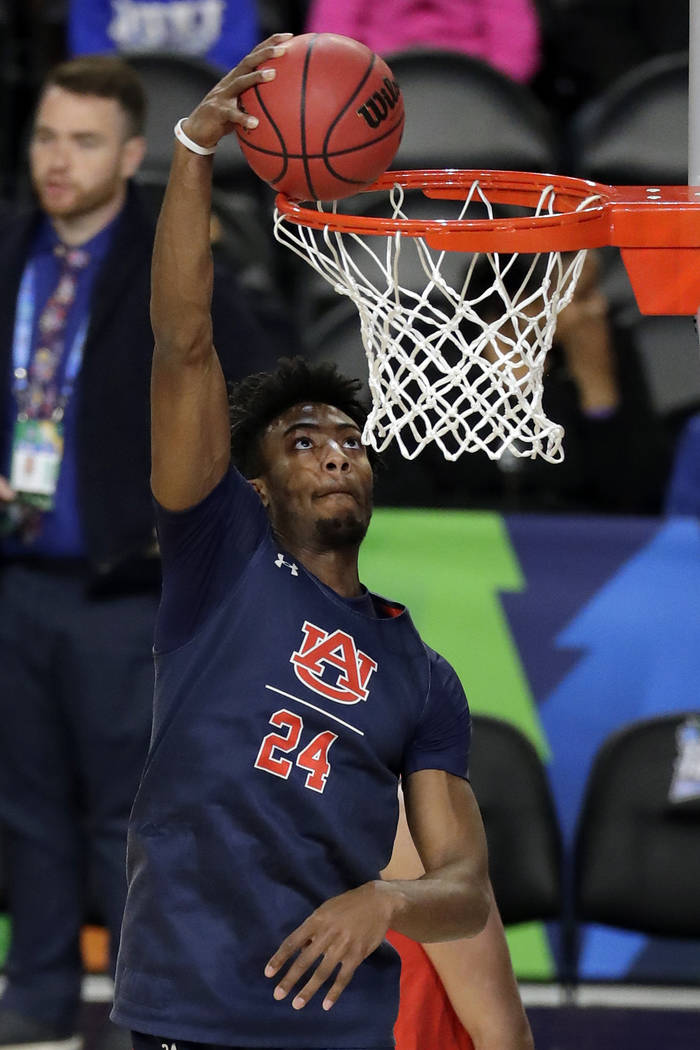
[387,767,491,942]
[383,788,534,1050]
[264,768,490,1012]
[422,901,535,1050]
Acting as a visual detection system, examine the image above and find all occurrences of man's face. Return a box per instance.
[29,86,143,220]
[254,402,374,552]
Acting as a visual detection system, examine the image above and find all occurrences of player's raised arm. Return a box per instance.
[150,34,292,510]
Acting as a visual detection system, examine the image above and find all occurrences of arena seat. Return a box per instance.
[134,171,281,296]
[123,52,260,195]
[383,48,561,174]
[569,51,689,186]
[468,714,563,927]
[572,712,700,956]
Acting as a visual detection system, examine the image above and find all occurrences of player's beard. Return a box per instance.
[314,510,369,549]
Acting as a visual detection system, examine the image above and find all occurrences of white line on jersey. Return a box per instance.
[265,684,365,736]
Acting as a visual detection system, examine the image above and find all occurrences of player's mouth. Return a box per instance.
[314,487,357,502]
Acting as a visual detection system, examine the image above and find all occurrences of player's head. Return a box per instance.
[229,357,375,551]
[30,56,146,223]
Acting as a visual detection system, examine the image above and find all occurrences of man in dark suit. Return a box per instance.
[0,54,280,1050]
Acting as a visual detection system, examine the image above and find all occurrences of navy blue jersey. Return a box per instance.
[112,468,470,1048]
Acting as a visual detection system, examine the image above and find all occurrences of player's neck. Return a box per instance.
[291,544,363,598]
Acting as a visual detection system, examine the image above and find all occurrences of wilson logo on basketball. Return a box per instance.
[291,621,378,705]
[357,78,402,130]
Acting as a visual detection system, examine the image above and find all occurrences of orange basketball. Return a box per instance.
[235,33,405,201]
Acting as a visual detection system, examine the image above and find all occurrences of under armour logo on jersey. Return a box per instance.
[291,620,378,705]
[275,552,299,576]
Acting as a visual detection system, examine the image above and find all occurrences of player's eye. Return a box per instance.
[294,435,313,449]
[344,435,361,448]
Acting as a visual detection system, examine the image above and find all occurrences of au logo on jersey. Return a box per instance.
[291,621,378,705]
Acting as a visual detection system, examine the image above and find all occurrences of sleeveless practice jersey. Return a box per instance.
[112,468,471,1048]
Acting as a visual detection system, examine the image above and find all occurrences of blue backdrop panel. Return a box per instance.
[504,514,700,981]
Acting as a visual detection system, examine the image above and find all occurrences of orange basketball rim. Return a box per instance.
[275,169,700,315]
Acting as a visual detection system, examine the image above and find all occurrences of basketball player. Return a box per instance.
[111,33,491,1050]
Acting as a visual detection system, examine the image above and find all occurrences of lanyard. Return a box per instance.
[11,262,89,420]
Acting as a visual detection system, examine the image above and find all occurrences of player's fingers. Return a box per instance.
[224,68,276,93]
[264,924,314,977]
[220,67,276,120]
[270,940,328,1001]
[218,35,291,89]
[249,32,294,60]
[247,31,294,59]
[319,960,357,1011]
[211,68,276,130]
[287,953,342,1010]
[220,51,284,94]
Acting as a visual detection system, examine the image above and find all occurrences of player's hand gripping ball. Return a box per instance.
[235,33,405,202]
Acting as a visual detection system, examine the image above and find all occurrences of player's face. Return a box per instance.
[255,402,374,552]
[29,86,143,221]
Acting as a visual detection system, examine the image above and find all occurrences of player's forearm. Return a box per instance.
[423,891,534,1050]
[150,36,289,365]
[378,857,490,942]
[150,140,215,363]
[471,1008,534,1050]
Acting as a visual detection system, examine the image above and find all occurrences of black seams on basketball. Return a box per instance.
[235,33,404,201]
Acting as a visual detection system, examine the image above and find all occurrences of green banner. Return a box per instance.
[361,508,555,978]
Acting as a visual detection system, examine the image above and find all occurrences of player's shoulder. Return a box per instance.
[155,463,268,553]
[155,462,247,512]
[422,640,455,672]
[422,643,467,700]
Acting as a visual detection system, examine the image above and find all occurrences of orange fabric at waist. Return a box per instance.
[388,928,475,1050]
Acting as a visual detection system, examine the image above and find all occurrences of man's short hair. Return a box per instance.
[229,357,375,478]
[40,56,147,138]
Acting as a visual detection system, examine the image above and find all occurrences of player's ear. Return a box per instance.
[249,477,269,508]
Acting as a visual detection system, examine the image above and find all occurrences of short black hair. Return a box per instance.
[40,55,147,138]
[229,356,374,478]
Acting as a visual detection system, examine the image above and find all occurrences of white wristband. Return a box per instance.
[174,117,217,156]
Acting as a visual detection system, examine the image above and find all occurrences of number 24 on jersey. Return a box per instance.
[255,708,338,793]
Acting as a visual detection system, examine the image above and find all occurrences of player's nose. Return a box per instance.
[322,440,350,471]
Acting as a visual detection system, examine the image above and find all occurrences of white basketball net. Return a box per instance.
[274,180,601,462]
